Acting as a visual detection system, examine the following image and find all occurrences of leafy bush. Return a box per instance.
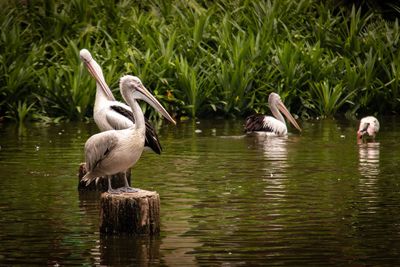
[0,0,399,122]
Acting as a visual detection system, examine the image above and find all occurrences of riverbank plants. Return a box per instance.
[0,0,399,123]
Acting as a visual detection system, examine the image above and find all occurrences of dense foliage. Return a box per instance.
[1,0,399,122]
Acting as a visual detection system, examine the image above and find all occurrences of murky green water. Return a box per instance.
[1,118,400,266]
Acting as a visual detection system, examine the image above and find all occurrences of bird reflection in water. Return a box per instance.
[248,135,293,232]
[358,141,380,208]
[358,142,380,179]
[254,135,289,178]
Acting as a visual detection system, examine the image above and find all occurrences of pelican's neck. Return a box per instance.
[125,93,145,132]
[270,104,285,125]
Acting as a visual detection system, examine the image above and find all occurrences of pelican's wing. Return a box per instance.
[107,103,134,130]
[359,116,379,131]
[358,120,369,133]
[84,131,119,172]
[245,114,287,136]
[143,120,162,154]
[365,116,380,132]
[110,105,162,154]
[372,118,380,132]
[245,115,273,132]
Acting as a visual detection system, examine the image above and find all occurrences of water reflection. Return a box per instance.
[78,191,102,221]
[254,135,289,178]
[358,142,380,178]
[78,191,165,266]
[160,217,201,266]
[3,119,400,265]
[96,235,162,266]
[358,142,380,209]
[247,135,290,230]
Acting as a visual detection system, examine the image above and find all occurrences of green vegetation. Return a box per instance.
[0,0,399,122]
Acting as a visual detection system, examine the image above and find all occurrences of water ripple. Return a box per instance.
[1,120,400,265]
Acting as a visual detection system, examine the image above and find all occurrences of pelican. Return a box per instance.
[82,75,176,193]
[80,49,162,153]
[80,49,166,191]
[244,92,301,136]
[357,116,379,141]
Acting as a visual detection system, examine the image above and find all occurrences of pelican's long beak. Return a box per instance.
[80,49,115,101]
[277,101,301,132]
[134,84,176,125]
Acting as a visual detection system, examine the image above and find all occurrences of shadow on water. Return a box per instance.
[1,118,400,265]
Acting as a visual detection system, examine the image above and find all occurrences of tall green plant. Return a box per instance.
[1,0,399,121]
[174,55,211,117]
[309,80,355,117]
[36,41,94,120]
[214,17,256,115]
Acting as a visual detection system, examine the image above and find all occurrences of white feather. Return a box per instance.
[94,101,133,131]
[359,116,379,131]
[263,116,288,136]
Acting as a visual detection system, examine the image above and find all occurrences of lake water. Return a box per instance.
[1,118,400,266]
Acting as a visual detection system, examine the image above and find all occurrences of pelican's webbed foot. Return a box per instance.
[118,186,139,193]
[107,188,122,194]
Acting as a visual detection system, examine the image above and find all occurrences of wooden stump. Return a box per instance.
[100,190,160,235]
[78,163,131,192]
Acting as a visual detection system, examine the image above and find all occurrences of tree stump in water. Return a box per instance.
[78,163,131,192]
[100,190,160,235]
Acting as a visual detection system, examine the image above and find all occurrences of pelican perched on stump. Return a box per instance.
[80,49,166,191]
[80,49,162,153]
[82,75,176,193]
[244,92,301,136]
[357,116,379,141]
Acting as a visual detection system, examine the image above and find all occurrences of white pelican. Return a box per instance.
[80,49,162,153]
[244,92,301,136]
[82,75,176,193]
[357,116,379,141]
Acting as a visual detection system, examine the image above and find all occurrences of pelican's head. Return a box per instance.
[120,75,176,125]
[79,49,114,100]
[79,49,93,63]
[268,93,284,109]
[268,92,301,132]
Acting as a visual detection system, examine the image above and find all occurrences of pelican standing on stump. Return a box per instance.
[80,49,162,152]
[82,75,176,193]
[244,92,301,136]
[357,116,379,141]
[80,49,164,191]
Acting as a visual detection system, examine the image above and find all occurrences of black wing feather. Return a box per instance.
[110,105,134,122]
[110,105,162,154]
[244,114,273,132]
[144,120,162,154]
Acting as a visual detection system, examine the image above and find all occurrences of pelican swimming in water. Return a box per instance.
[244,92,301,136]
[357,116,379,141]
[80,49,162,153]
[82,75,176,193]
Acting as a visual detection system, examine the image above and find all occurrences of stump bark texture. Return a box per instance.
[100,190,160,235]
[78,163,131,192]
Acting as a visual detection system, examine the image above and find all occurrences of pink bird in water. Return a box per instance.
[357,116,379,142]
